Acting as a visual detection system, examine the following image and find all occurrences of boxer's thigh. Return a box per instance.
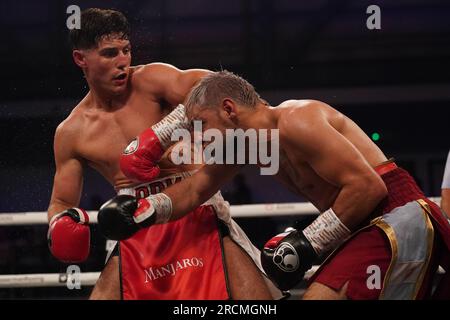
[303,282,349,300]
[303,226,391,300]
[222,236,273,300]
[89,256,121,300]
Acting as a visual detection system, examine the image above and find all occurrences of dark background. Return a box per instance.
[0,0,449,298]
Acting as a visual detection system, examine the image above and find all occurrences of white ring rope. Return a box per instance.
[0,267,320,289]
[0,266,445,289]
[0,197,442,225]
[0,272,100,288]
[0,197,444,288]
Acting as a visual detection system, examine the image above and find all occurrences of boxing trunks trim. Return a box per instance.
[309,161,438,299]
[374,159,397,176]
[376,199,434,300]
[311,199,435,300]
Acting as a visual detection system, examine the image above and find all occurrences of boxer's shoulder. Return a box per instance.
[54,100,88,150]
[53,120,79,161]
[278,99,329,112]
[57,109,81,135]
[277,100,327,131]
[130,63,181,91]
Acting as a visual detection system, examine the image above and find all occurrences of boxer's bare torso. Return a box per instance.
[48,63,201,216]
[163,73,390,299]
[169,99,388,233]
[49,63,273,300]
[57,66,195,191]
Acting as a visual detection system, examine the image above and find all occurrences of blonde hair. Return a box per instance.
[185,70,261,116]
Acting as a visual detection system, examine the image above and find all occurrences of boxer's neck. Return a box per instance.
[238,103,277,130]
[87,84,130,110]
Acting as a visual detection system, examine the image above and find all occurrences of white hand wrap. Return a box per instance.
[151,104,191,149]
[149,193,173,224]
[302,208,351,256]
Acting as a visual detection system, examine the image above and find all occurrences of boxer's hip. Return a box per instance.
[310,161,448,299]
[311,198,438,299]
[373,160,450,268]
[369,160,425,217]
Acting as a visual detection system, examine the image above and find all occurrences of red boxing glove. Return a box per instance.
[120,128,165,183]
[47,208,90,263]
[120,104,190,182]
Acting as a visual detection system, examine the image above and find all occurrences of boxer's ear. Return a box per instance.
[72,50,87,68]
[222,98,237,119]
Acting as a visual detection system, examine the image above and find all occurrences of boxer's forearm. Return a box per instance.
[162,164,241,221]
[164,180,211,221]
[48,204,65,217]
[331,177,387,230]
[48,200,77,221]
[441,189,450,216]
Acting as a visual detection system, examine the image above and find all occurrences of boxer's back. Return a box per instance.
[275,100,388,210]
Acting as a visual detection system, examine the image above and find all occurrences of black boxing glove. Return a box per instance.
[97,193,173,241]
[262,208,351,290]
[261,229,317,291]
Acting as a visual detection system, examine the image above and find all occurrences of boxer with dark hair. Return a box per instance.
[48,10,281,300]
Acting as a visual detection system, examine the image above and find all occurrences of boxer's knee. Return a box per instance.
[90,256,121,300]
[222,236,273,300]
[302,281,348,300]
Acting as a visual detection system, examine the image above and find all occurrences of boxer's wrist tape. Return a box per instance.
[49,212,63,226]
[148,193,173,224]
[302,208,351,256]
[151,104,190,149]
[49,208,88,226]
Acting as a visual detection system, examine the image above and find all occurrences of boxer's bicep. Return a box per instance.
[48,128,84,218]
[50,159,83,211]
[285,116,373,187]
[139,63,210,107]
[164,164,240,218]
[169,68,211,106]
[282,114,386,228]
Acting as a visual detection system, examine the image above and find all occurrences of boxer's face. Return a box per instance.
[74,36,131,95]
[190,105,235,136]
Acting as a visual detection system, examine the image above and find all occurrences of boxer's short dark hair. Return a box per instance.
[69,8,130,49]
[186,71,261,115]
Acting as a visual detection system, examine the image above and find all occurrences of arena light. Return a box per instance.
[371,132,381,141]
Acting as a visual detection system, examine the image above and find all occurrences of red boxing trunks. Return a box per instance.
[310,161,450,299]
[114,172,283,300]
[120,205,228,299]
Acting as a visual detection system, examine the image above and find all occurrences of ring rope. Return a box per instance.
[0,197,443,288]
[0,197,442,225]
[0,267,321,288]
[0,265,445,288]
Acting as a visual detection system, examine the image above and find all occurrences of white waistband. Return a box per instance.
[117,171,196,197]
[117,171,231,223]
